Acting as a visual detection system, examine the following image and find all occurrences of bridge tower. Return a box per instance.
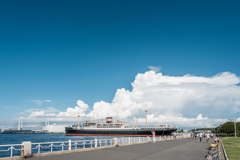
[18,118,22,130]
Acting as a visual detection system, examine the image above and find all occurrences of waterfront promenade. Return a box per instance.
[32,138,214,160]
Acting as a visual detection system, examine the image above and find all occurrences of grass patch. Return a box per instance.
[221,137,240,160]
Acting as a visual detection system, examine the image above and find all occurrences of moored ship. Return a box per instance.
[65,117,177,136]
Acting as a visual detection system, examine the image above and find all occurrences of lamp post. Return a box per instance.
[234,117,236,138]
[195,121,196,132]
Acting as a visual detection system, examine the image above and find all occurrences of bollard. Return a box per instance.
[95,138,97,148]
[113,138,117,146]
[21,141,31,157]
[68,140,71,150]
[147,136,150,142]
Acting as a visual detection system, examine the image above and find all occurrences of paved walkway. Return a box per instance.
[33,138,214,160]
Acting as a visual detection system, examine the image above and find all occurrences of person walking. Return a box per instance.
[151,131,155,143]
[195,133,198,140]
[199,131,203,143]
[206,132,210,143]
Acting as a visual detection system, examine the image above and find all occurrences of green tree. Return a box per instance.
[213,126,221,133]
[236,122,240,131]
[214,122,240,136]
[220,122,235,134]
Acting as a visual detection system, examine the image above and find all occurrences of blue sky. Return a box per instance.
[0,0,240,128]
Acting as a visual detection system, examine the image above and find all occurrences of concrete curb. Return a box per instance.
[219,138,229,160]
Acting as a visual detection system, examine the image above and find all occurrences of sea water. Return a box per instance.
[0,134,113,158]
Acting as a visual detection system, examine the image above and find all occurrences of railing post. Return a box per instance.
[11,145,13,157]
[38,144,40,154]
[51,143,53,152]
[95,139,97,148]
[68,140,71,150]
[113,138,117,146]
[128,137,130,144]
[138,137,140,143]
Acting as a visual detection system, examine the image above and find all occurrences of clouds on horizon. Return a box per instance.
[17,71,240,128]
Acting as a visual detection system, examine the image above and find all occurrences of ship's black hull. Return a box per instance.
[65,127,177,136]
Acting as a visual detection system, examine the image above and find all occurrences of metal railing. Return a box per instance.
[0,134,191,158]
[0,139,113,158]
[0,144,22,157]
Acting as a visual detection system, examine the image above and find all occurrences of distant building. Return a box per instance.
[43,123,71,133]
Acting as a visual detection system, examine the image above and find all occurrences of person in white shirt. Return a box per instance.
[206,132,210,142]
[174,132,177,139]
[199,132,203,143]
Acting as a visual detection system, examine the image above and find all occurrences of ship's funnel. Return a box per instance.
[106,117,112,123]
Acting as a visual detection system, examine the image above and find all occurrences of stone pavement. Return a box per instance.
[32,138,214,160]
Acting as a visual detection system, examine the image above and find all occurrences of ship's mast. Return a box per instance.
[77,114,80,128]
[145,106,147,128]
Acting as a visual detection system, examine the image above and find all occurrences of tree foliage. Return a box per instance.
[214,122,240,136]
[220,122,235,134]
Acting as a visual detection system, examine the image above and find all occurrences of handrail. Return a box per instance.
[0,144,23,157]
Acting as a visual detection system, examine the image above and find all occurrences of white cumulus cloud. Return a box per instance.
[20,71,240,128]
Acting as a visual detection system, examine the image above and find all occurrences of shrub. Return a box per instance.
[219,133,229,137]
